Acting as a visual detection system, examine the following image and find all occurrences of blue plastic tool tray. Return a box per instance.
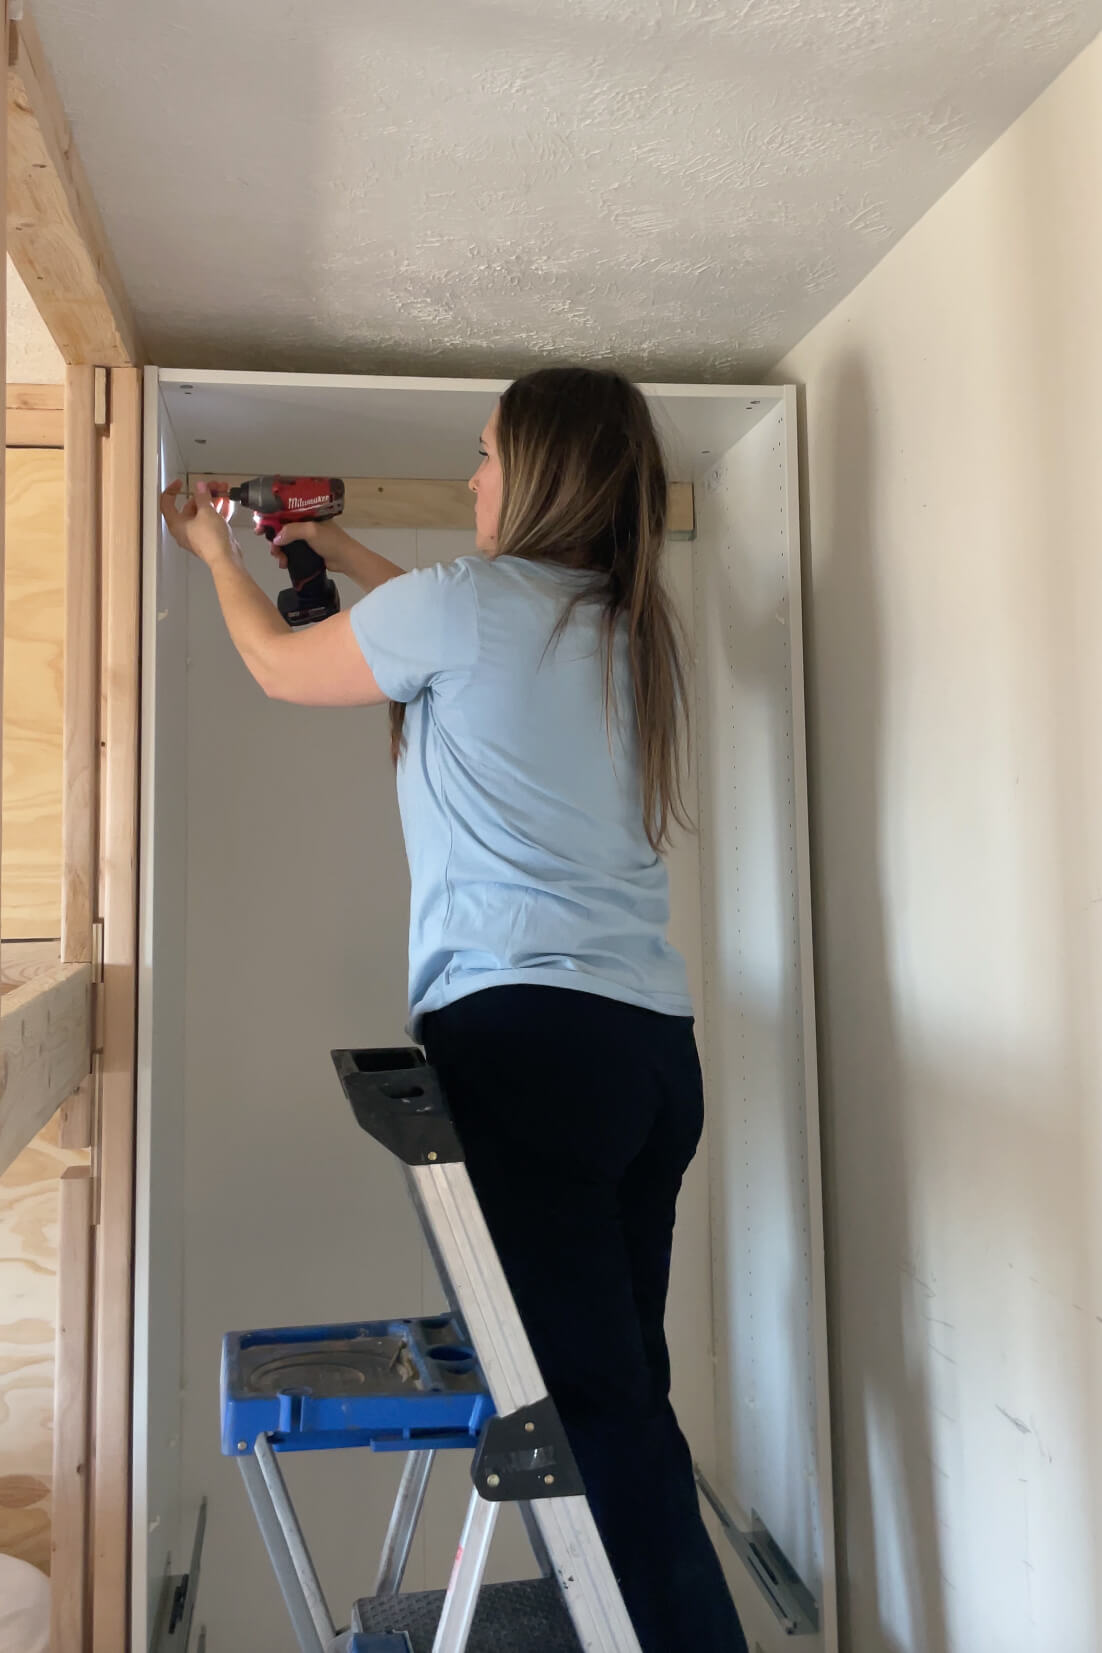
[221,1313,495,1456]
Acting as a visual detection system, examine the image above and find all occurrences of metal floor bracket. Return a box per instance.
[697,1469,819,1637]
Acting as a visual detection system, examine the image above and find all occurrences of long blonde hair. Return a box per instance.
[390,366,691,851]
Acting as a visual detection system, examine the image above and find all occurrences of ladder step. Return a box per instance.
[352,1579,583,1652]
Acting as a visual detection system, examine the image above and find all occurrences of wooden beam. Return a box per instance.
[670,482,694,540]
[7,4,142,365]
[189,474,697,537]
[0,959,92,1175]
[190,472,478,533]
[1,0,7,1071]
[90,366,141,1653]
[6,381,64,446]
[62,365,98,963]
[50,1163,94,1653]
[7,381,62,410]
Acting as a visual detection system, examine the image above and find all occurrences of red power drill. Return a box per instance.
[220,475,345,627]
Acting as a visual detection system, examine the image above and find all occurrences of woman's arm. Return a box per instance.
[160,479,388,707]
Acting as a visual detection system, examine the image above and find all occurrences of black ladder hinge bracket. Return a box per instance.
[473,1395,584,1503]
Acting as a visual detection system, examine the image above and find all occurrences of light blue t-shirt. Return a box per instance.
[349,554,692,1040]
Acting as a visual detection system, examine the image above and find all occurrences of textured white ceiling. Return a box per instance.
[30,0,1102,379]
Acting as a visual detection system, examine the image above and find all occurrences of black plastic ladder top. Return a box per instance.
[331,1047,465,1167]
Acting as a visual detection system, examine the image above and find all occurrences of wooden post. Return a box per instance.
[49,1164,95,1653]
[1,0,7,966]
[6,13,146,1645]
[90,367,142,1653]
[62,365,99,963]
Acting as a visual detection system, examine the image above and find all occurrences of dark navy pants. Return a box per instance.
[421,985,748,1653]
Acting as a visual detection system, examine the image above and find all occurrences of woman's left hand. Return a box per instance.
[160,478,236,567]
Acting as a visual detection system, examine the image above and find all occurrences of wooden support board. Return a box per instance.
[189,472,696,538]
[6,382,64,446]
[0,959,92,1176]
[91,365,141,1653]
[6,6,142,365]
[61,364,98,963]
[1,0,7,1018]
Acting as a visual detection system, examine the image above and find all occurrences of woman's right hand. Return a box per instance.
[264,518,361,576]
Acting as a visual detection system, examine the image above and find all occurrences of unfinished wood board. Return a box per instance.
[91,367,141,1653]
[50,1163,93,1647]
[6,384,64,447]
[6,406,63,446]
[0,960,91,1177]
[7,384,63,413]
[2,447,64,939]
[1,0,7,1078]
[61,366,97,963]
[0,1115,88,1572]
[6,9,141,366]
[1,939,60,994]
[188,472,695,536]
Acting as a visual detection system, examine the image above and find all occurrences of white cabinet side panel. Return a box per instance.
[133,375,190,1644]
[663,541,717,1483]
[178,529,424,1650]
[693,399,833,1625]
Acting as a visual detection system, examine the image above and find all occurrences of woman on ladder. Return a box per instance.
[162,366,749,1653]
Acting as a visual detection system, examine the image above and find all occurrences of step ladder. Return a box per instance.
[220,1046,643,1653]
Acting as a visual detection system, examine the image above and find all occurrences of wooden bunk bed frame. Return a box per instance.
[2,3,143,1645]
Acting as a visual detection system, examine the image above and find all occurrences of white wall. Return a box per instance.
[175,524,712,1645]
[772,31,1102,1653]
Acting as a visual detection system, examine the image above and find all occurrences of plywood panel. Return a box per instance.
[2,447,64,940]
[0,1115,88,1571]
[50,1164,93,1647]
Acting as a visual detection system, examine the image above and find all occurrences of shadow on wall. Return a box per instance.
[796,357,951,1653]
